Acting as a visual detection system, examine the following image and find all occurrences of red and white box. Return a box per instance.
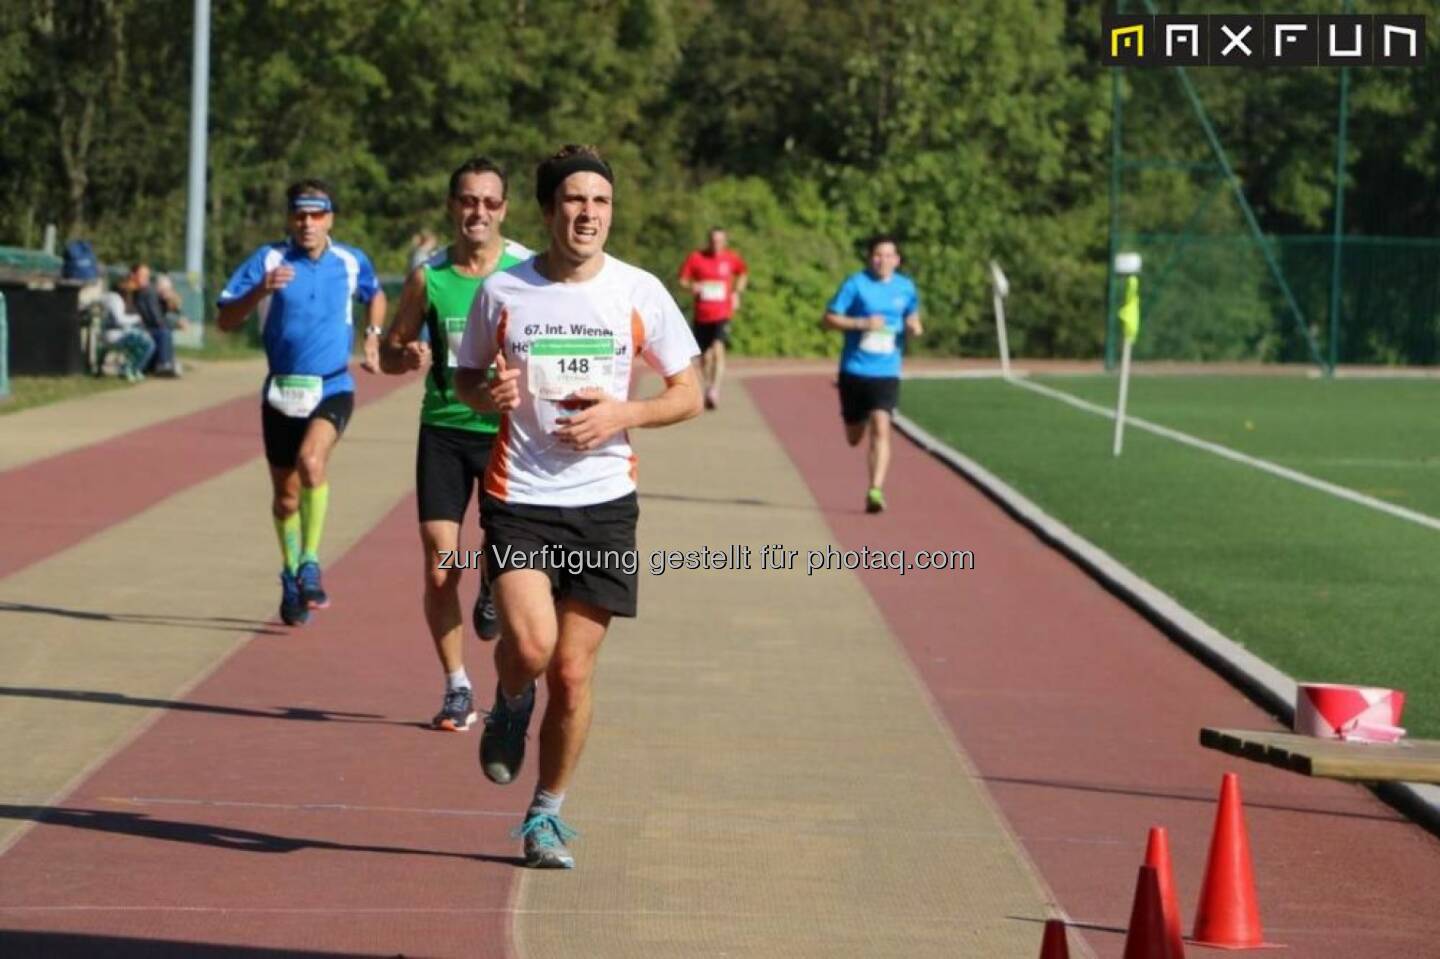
[1294,683,1406,743]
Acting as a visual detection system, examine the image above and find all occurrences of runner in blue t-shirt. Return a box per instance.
[822,234,924,514]
[216,179,387,626]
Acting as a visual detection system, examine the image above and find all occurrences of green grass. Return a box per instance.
[903,374,1440,739]
[0,375,133,415]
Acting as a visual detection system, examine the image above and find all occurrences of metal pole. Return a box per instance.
[0,292,9,401]
[184,0,210,289]
[1106,67,1123,371]
[1329,7,1352,376]
[994,291,1011,379]
[1113,338,1133,457]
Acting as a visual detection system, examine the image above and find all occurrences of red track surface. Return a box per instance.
[0,371,414,581]
[0,492,522,957]
[748,374,1440,959]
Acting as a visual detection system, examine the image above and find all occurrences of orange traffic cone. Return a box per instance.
[1192,773,1275,949]
[1123,865,1172,959]
[1037,918,1070,959]
[1144,826,1186,957]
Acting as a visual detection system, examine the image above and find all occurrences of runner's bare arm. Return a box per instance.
[216,266,293,331]
[379,268,432,374]
[359,289,389,374]
[822,311,884,332]
[554,365,702,452]
[905,310,923,336]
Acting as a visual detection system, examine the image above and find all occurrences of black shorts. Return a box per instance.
[693,320,730,353]
[261,392,355,468]
[481,492,639,618]
[416,424,495,523]
[838,373,900,425]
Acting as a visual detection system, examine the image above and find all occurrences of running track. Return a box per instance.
[2,371,1439,956]
[748,374,1440,958]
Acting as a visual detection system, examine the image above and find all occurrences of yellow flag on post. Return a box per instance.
[1118,275,1141,344]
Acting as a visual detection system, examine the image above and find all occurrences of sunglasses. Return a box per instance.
[453,195,505,212]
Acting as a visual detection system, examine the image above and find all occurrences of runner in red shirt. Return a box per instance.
[678,227,748,410]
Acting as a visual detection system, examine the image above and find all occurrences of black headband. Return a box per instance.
[535,156,614,205]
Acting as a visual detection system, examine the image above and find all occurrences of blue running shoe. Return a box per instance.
[296,560,329,609]
[279,570,309,626]
[515,813,577,869]
[432,685,478,732]
[479,682,535,785]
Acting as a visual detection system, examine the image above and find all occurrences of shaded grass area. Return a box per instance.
[903,375,1440,739]
[0,375,132,415]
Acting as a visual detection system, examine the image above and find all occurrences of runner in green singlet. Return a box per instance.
[380,156,530,731]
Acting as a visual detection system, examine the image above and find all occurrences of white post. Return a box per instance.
[184,0,210,286]
[989,260,1011,379]
[1113,336,1133,457]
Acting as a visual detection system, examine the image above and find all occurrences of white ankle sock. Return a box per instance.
[446,668,471,692]
[529,788,564,817]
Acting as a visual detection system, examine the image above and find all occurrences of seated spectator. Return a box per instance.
[100,288,155,382]
[154,273,191,332]
[128,262,180,377]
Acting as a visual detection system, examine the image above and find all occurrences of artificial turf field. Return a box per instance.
[903,373,1440,739]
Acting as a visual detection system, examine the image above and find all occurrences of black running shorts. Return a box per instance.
[481,492,639,618]
[416,424,495,524]
[693,320,731,353]
[261,391,354,468]
[837,373,900,425]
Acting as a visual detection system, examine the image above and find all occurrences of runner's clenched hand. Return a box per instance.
[488,351,521,412]
[553,388,629,450]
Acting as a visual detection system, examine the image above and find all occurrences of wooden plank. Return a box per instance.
[1199,727,1440,783]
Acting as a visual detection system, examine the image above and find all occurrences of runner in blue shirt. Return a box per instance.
[216,178,387,626]
[822,234,923,514]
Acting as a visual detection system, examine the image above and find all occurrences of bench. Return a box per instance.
[1200,727,1440,783]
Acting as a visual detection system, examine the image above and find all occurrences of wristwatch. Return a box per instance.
[364,324,383,337]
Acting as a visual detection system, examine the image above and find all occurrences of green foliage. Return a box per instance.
[2,0,1438,360]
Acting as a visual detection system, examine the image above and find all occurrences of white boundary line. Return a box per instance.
[1009,376,1440,533]
[892,411,1440,836]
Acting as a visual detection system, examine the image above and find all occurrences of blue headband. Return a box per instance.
[290,195,333,213]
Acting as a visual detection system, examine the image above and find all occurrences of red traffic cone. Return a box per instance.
[1123,865,1172,959]
[1037,918,1070,959]
[1193,773,1276,949]
[1144,826,1186,957]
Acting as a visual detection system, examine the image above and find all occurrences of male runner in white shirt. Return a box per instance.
[455,144,702,868]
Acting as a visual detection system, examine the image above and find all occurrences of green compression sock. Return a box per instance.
[299,482,330,565]
[274,512,301,574]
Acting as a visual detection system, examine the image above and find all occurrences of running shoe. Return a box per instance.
[704,386,719,410]
[432,685,478,732]
[296,560,330,609]
[473,579,500,641]
[515,812,577,869]
[480,682,535,785]
[279,570,309,626]
[865,487,886,514]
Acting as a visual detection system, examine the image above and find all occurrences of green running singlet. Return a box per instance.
[419,238,530,433]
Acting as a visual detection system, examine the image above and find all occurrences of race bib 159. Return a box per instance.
[265,374,323,417]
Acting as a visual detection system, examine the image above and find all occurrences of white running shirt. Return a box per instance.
[457,254,700,507]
